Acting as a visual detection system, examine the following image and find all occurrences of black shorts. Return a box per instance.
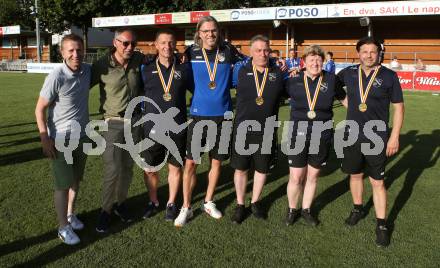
[141,133,186,168]
[341,137,387,180]
[230,134,277,174]
[287,132,332,169]
[186,116,231,162]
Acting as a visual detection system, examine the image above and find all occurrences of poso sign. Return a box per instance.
[230,8,275,21]
[275,6,327,19]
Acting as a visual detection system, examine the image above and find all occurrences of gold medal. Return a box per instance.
[202,48,219,90]
[256,96,264,105]
[303,72,323,120]
[252,64,268,107]
[307,110,316,119]
[358,65,380,113]
[358,103,367,112]
[208,81,216,90]
[156,58,175,102]
[163,93,172,101]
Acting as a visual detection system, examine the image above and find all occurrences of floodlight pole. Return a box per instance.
[35,0,41,63]
[285,23,289,59]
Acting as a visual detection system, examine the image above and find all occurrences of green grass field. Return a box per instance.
[0,72,439,267]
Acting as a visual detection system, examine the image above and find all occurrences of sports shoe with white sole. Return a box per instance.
[174,207,193,227]
[202,201,222,219]
[58,224,80,245]
[67,214,84,230]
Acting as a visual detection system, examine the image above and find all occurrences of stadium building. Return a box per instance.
[91,1,440,90]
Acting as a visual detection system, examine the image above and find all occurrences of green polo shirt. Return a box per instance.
[91,50,144,118]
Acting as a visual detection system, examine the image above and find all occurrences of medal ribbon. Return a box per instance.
[358,65,380,104]
[303,73,323,112]
[156,58,175,95]
[252,64,268,98]
[202,48,219,84]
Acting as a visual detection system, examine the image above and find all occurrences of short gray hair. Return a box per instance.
[114,27,136,40]
[250,35,269,47]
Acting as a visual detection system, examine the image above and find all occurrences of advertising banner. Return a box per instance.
[414,72,440,91]
[396,71,414,90]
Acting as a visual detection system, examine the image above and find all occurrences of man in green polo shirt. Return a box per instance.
[91,28,144,233]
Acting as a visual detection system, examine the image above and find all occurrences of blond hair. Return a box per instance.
[302,45,325,61]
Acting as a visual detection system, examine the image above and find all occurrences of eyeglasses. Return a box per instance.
[199,29,217,34]
[116,39,137,48]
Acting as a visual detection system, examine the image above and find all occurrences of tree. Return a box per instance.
[38,0,117,49]
[0,0,34,29]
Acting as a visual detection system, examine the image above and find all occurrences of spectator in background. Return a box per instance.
[270,49,280,59]
[286,48,301,73]
[269,49,285,67]
[269,49,287,68]
[415,58,426,71]
[236,45,243,54]
[390,56,402,70]
[324,51,336,74]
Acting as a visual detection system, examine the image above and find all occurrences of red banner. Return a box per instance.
[414,72,440,91]
[155,14,172,24]
[395,71,440,91]
[0,28,3,36]
[190,11,210,23]
[396,71,414,90]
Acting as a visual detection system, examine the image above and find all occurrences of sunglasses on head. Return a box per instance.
[116,39,137,47]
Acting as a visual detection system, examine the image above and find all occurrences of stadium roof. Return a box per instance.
[92,0,440,28]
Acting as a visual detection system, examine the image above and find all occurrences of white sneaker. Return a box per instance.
[67,214,84,230]
[58,225,80,245]
[202,201,222,219]
[174,207,193,227]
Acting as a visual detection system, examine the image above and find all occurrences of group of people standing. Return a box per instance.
[35,16,404,248]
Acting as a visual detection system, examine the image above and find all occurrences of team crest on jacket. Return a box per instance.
[218,52,225,62]
[320,82,328,92]
[174,71,182,80]
[268,73,277,81]
[373,78,383,88]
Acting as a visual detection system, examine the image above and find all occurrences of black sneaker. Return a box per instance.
[285,208,301,226]
[114,202,133,223]
[376,225,390,247]
[96,210,111,233]
[231,205,246,224]
[251,201,266,220]
[164,203,178,221]
[143,202,159,219]
[301,208,319,227]
[345,208,366,226]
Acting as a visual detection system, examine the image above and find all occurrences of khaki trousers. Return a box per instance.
[101,118,139,212]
